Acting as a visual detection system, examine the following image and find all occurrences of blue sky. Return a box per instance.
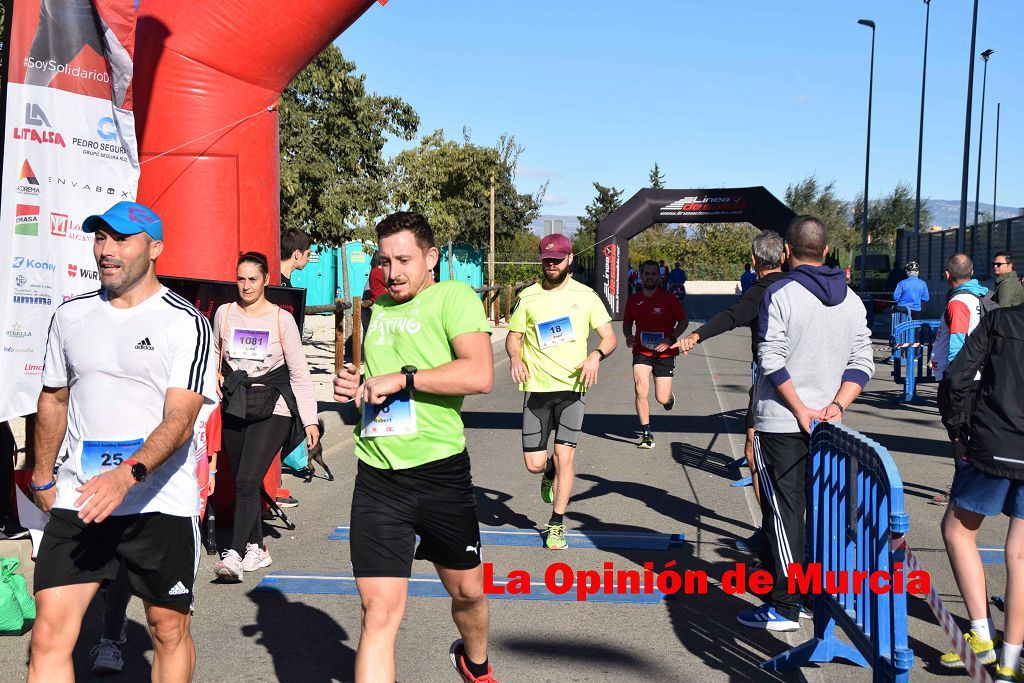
[338,0,1023,220]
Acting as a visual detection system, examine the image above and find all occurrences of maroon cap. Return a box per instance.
[538,233,573,261]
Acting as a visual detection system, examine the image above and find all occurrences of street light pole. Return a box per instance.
[957,0,980,252]
[972,49,994,248]
[858,19,876,291]
[993,102,1000,221]
[913,0,932,234]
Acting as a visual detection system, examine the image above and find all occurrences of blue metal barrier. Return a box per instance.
[891,319,940,402]
[763,422,913,682]
[889,307,912,346]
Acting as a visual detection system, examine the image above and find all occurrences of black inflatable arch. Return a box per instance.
[593,187,795,319]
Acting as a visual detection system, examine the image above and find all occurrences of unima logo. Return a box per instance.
[16,160,40,196]
[15,204,40,236]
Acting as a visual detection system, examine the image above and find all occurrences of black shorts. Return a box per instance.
[35,509,199,607]
[746,385,755,430]
[350,451,481,578]
[632,352,675,378]
[522,391,585,451]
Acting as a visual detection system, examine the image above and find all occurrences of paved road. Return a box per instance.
[0,309,1007,681]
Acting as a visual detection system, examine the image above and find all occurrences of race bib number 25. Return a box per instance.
[80,438,143,481]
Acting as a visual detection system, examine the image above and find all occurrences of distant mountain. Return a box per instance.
[528,214,581,238]
[921,199,1019,229]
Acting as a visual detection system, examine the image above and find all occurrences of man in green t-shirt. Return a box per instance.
[333,212,497,683]
[505,233,617,550]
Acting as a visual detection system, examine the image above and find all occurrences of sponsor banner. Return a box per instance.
[658,194,748,219]
[0,0,139,422]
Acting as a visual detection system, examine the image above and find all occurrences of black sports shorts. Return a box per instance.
[350,450,482,578]
[632,353,676,378]
[35,509,199,607]
[522,391,585,451]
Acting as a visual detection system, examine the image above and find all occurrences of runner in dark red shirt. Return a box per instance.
[623,260,688,449]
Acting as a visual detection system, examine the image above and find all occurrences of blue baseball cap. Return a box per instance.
[83,201,163,240]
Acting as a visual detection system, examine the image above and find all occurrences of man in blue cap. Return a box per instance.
[28,201,216,682]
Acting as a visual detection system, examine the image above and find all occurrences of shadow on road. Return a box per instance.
[243,588,356,683]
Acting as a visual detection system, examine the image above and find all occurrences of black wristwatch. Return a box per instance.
[594,348,607,361]
[124,458,148,483]
[401,365,417,391]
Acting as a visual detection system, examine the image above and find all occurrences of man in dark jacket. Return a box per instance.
[938,305,1024,676]
[675,229,786,552]
[992,251,1024,308]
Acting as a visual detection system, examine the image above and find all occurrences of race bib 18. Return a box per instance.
[361,390,417,438]
[536,316,576,349]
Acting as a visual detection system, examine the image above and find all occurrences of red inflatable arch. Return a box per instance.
[133,0,378,284]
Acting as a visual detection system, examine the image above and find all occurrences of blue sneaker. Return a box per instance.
[736,604,800,632]
[734,529,763,553]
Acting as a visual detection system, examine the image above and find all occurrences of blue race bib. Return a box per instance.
[536,316,576,350]
[80,438,144,481]
[361,390,418,437]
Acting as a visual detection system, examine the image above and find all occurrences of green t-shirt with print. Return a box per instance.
[355,280,491,470]
[509,278,611,393]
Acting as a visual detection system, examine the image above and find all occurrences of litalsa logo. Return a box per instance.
[13,127,66,147]
[6,324,31,339]
[660,195,747,215]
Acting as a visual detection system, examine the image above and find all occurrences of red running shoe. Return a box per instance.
[449,639,498,682]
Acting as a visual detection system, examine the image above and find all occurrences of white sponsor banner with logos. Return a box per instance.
[0,84,139,421]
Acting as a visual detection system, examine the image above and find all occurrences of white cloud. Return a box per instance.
[518,164,562,179]
[542,193,568,207]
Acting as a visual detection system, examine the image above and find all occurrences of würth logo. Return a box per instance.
[135,337,154,351]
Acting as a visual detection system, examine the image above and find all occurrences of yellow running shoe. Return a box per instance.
[544,523,567,550]
[939,629,999,668]
[995,665,1023,683]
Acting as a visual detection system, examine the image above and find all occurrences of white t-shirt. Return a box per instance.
[41,286,217,517]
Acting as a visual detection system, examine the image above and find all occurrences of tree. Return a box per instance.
[387,129,544,247]
[648,162,666,190]
[853,181,930,249]
[279,46,419,244]
[785,175,855,256]
[575,182,624,252]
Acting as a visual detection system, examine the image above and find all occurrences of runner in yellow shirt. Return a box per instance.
[505,234,617,549]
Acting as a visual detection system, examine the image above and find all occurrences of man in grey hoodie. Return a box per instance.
[736,215,874,632]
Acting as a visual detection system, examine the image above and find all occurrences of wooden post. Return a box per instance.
[489,176,495,289]
[352,296,362,370]
[448,240,455,281]
[492,293,499,326]
[334,299,345,373]
[505,284,512,322]
[340,244,351,329]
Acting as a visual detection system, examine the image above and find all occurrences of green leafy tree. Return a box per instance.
[853,181,931,249]
[279,46,419,245]
[575,182,624,252]
[388,129,544,248]
[648,162,665,190]
[785,175,855,258]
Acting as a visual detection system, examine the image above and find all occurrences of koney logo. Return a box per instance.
[25,103,51,127]
[15,204,40,236]
[12,257,55,271]
[13,127,66,147]
[16,160,40,196]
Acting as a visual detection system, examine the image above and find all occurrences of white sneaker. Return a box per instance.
[214,549,244,582]
[91,638,124,673]
[242,543,272,572]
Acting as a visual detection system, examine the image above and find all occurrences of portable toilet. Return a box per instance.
[440,244,484,290]
[339,241,377,300]
[289,244,338,307]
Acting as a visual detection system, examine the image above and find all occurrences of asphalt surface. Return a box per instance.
[0,295,1008,681]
